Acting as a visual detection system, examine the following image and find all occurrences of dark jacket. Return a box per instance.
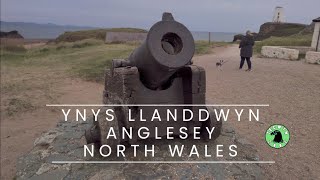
[239,35,255,57]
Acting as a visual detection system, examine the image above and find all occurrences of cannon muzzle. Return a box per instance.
[127,12,195,90]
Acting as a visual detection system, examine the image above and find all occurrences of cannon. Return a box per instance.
[85,12,222,148]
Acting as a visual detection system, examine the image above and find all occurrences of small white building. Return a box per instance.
[272,7,285,23]
[311,17,320,52]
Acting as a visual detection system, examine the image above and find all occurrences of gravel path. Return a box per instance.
[193,44,320,179]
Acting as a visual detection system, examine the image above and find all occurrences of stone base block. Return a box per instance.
[261,46,299,60]
[305,51,320,64]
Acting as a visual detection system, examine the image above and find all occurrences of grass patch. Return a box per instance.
[1,40,136,117]
[195,41,212,55]
[195,41,230,55]
[71,58,112,82]
[0,38,26,52]
[254,33,312,54]
[298,53,306,60]
[1,39,226,83]
[71,39,104,48]
[1,45,26,52]
[1,39,230,117]
[1,40,136,83]
[6,98,35,116]
[257,22,307,40]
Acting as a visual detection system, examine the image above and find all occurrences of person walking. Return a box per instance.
[239,30,255,71]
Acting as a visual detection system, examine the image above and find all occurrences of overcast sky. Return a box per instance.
[1,0,319,33]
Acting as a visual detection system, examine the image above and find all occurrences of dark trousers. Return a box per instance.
[240,56,251,69]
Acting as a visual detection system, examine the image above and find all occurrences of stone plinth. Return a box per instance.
[261,46,299,60]
[16,118,264,179]
[305,51,320,64]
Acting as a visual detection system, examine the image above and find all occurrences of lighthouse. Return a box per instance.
[272,7,285,23]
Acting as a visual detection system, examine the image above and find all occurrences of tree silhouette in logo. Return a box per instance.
[271,130,283,143]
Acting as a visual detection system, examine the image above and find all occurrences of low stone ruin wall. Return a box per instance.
[305,51,320,64]
[105,32,147,43]
[261,46,299,60]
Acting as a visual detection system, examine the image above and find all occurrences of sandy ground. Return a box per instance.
[193,45,320,179]
[0,79,103,179]
[1,45,319,179]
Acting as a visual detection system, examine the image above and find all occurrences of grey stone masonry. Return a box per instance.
[17,117,265,179]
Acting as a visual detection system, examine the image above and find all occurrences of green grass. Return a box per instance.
[254,33,312,54]
[1,39,225,83]
[0,44,26,52]
[6,98,36,116]
[1,39,136,83]
[266,24,306,37]
[257,22,307,40]
[195,41,230,55]
[55,28,147,42]
[1,39,228,116]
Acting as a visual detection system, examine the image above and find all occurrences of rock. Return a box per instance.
[34,130,62,147]
[36,163,59,175]
[235,137,259,162]
[32,169,69,180]
[17,119,265,179]
[261,46,299,60]
[305,51,320,64]
[236,137,253,146]
[224,127,235,134]
[89,169,124,180]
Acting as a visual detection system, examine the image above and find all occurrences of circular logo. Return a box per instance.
[265,124,290,149]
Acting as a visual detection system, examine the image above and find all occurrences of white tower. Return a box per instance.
[272,7,285,23]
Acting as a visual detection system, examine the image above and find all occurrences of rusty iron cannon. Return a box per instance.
[85,12,222,148]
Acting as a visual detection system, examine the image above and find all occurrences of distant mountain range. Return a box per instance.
[0,21,98,39]
[0,21,240,42]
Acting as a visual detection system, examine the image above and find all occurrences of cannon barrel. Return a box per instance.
[128,13,195,90]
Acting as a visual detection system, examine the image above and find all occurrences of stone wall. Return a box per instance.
[261,46,299,60]
[105,32,147,43]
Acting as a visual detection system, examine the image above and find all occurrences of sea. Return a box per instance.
[191,31,240,42]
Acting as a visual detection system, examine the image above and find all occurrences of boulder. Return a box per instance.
[261,46,299,60]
